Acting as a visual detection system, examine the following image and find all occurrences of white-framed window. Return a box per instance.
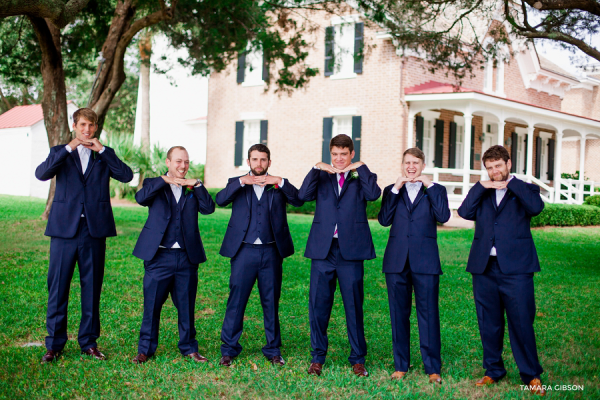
[328,15,362,80]
[238,120,261,170]
[456,124,465,169]
[539,132,552,183]
[242,49,264,87]
[422,119,435,165]
[332,116,353,138]
[514,129,528,174]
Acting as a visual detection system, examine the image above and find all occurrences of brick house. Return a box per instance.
[204,8,600,207]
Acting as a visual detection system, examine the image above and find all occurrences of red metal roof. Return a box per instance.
[0,104,44,129]
[405,80,600,123]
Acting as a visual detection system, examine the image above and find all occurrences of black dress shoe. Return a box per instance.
[185,352,208,362]
[132,353,149,364]
[41,350,60,364]
[219,355,234,367]
[269,355,285,366]
[81,347,106,360]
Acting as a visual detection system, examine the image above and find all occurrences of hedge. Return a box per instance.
[531,203,600,227]
[584,195,600,208]
[207,188,600,227]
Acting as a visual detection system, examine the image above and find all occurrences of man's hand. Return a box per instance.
[82,138,104,152]
[394,176,412,191]
[413,175,432,187]
[340,161,365,173]
[173,178,198,187]
[259,175,282,187]
[315,162,341,175]
[161,175,179,186]
[67,137,87,150]
[480,180,507,190]
[240,174,255,186]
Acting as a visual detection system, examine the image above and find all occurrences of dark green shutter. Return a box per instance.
[510,132,518,173]
[237,53,245,83]
[352,116,362,161]
[415,116,424,150]
[434,119,444,168]
[324,27,335,76]
[535,136,542,179]
[448,122,457,168]
[354,22,364,74]
[322,117,333,163]
[262,50,269,81]
[470,125,475,169]
[547,139,555,180]
[260,120,268,145]
[234,121,244,166]
[523,135,528,174]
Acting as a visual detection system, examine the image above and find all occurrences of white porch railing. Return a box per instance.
[423,167,598,207]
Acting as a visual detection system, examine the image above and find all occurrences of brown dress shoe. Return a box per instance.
[219,355,234,367]
[307,362,323,376]
[475,376,497,386]
[269,355,285,366]
[185,352,208,362]
[132,353,149,364]
[528,379,546,396]
[391,371,407,380]
[429,374,442,384]
[352,363,369,377]
[82,347,106,360]
[41,350,60,364]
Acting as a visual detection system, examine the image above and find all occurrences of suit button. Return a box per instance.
[332,223,335,226]
[407,235,409,238]
[247,216,250,219]
[494,222,497,225]
[336,205,340,209]
[410,219,414,222]
[258,213,261,216]
[243,230,246,232]
[160,231,164,234]
[490,238,493,241]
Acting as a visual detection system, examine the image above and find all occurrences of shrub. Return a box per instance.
[531,203,600,227]
[584,195,600,208]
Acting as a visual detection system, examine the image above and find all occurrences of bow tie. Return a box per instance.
[406,182,421,190]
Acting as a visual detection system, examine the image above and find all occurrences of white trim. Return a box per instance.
[330,14,361,25]
[241,80,264,88]
[329,107,358,116]
[330,72,358,80]
[538,131,553,140]
[240,112,265,120]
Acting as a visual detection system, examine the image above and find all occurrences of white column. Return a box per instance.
[407,112,416,149]
[496,58,505,96]
[553,131,563,203]
[578,134,587,202]
[463,112,473,196]
[498,121,505,146]
[526,126,534,179]
[484,58,494,93]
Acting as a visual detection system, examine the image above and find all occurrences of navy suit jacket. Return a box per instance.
[457,177,544,275]
[132,176,216,264]
[35,144,133,238]
[378,183,451,274]
[298,164,381,261]
[216,177,304,259]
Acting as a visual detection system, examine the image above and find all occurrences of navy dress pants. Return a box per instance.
[137,248,199,356]
[220,243,283,359]
[386,261,441,374]
[46,217,106,352]
[309,239,367,365]
[472,257,543,384]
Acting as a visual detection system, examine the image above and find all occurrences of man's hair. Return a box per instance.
[73,108,98,125]
[482,145,510,166]
[167,146,188,160]
[329,134,354,152]
[403,147,426,163]
[248,143,270,160]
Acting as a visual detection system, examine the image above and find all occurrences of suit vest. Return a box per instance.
[160,188,186,249]
[243,187,275,244]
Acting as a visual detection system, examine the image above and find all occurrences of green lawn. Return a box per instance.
[0,195,598,399]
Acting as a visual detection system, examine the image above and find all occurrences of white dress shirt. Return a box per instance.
[239,173,285,244]
[65,143,106,217]
[391,181,435,201]
[490,175,513,256]
[333,171,349,238]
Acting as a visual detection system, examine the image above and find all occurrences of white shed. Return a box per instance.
[0,102,78,198]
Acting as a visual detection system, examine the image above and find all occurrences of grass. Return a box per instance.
[0,195,598,399]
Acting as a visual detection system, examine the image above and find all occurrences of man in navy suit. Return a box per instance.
[298,134,381,377]
[216,144,304,367]
[35,108,133,363]
[458,145,546,396]
[378,148,450,383]
[131,146,215,364]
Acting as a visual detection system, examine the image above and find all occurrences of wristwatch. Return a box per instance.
[195,179,202,186]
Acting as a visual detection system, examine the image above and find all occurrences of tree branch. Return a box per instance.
[0,0,91,29]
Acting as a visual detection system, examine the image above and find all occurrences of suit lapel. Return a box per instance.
[400,186,411,212]
[70,149,84,179]
[245,184,252,209]
[329,173,339,198]
[411,185,426,211]
[163,176,171,205]
[496,190,511,216]
[338,173,351,200]
[267,184,274,210]
[179,186,189,210]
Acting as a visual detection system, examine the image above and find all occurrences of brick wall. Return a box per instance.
[561,138,600,182]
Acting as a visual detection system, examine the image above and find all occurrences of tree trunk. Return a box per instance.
[139,29,152,151]
[29,16,70,220]
[0,86,12,110]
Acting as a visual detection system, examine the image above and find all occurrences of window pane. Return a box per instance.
[243,120,261,161]
[333,116,352,138]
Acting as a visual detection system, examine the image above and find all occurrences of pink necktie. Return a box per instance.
[334,173,345,236]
